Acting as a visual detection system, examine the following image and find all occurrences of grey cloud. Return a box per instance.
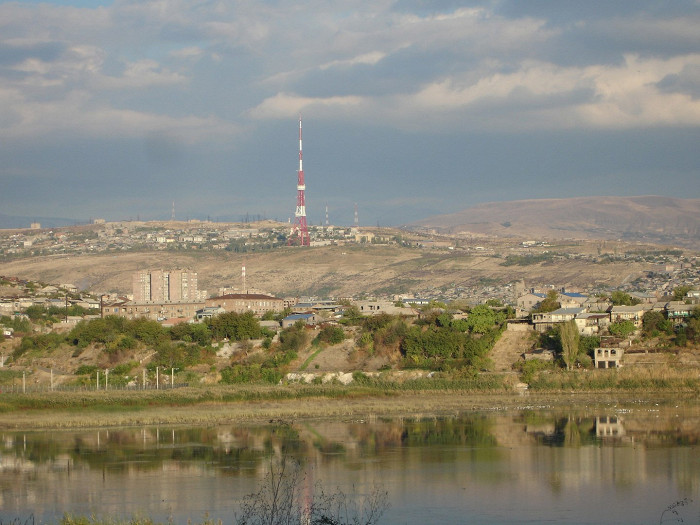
[657,64,700,99]
[0,41,65,66]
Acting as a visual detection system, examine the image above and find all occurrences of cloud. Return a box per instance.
[248,92,364,119]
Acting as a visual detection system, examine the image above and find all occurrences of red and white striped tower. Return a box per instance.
[289,115,310,246]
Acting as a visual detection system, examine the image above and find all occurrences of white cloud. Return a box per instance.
[248,92,363,119]
[363,53,700,131]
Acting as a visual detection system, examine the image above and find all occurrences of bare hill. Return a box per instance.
[409,196,700,248]
[0,242,658,298]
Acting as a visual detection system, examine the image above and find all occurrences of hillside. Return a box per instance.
[0,242,659,299]
[408,196,700,248]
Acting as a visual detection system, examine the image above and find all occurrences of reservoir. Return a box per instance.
[0,405,698,524]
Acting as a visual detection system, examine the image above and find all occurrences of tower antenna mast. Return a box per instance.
[289,115,310,246]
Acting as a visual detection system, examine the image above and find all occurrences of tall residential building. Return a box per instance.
[132,269,198,303]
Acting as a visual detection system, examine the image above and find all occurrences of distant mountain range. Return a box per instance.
[0,213,83,229]
[408,196,700,248]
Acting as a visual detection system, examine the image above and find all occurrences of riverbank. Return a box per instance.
[1,385,698,430]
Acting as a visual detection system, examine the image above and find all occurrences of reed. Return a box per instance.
[527,366,700,392]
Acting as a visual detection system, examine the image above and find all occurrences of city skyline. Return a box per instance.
[1,1,699,226]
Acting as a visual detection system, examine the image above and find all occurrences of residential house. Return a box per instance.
[291,300,341,314]
[610,305,648,327]
[558,292,588,308]
[195,306,226,321]
[665,301,695,325]
[102,300,204,321]
[629,292,657,304]
[531,307,586,333]
[517,293,546,311]
[282,313,321,328]
[205,293,285,316]
[355,300,405,316]
[574,312,610,336]
[594,347,623,369]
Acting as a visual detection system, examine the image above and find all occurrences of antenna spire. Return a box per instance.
[289,115,310,246]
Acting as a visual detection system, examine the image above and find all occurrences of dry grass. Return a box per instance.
[0,381,698,431]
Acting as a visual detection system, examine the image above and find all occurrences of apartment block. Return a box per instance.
[132,269,198,303]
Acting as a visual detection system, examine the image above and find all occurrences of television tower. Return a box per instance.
[289,115,310,246]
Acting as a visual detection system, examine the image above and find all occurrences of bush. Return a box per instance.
[609,320,636,338]
[317,325,345,345]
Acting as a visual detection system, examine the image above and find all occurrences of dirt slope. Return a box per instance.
[490,328,535,372]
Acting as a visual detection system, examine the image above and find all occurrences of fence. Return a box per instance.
[0,382,190,394]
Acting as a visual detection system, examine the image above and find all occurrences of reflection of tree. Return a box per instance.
[9,433,61,463]
[401,416,497,448]
[542,417,596,447]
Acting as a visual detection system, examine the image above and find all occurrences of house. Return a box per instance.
[195,306,226,321]
[291,300,341,314]
[594,347,623,368]
[574,312,610,336]
[665,302,695,325]
[559,292,587,308]
[398,297,431,306]
[354,300,405,316]
[205,293,285,316]
[629,292,657,304]
[531,307,587,333]
[517,293,546,311]
[102,300,204,321]
[610,305,647,327]
[281,313,321,328]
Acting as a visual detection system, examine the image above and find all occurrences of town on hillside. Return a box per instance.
[1,220,699,388]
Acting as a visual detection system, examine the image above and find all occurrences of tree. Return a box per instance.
[466,305,496,334]
[642,310,671,336]
[672,285,693,302]
[208,311,262,341]
[610,291,640,306]
[609,320,636,338]
[534,290,560,313]
[317,325,345,345]
[559,320,579,370]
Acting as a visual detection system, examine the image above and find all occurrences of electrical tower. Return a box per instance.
[288,116,310,246]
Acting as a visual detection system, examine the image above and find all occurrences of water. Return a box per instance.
[0,406,698,524]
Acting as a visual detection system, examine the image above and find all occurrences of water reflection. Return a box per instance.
[0,407,698,524]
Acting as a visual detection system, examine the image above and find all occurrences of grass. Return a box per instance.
[298,346,326,371]
[526,366,700,393]
[0,368,698,430]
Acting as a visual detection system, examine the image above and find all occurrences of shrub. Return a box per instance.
[317,325,345,345]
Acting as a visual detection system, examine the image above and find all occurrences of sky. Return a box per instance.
[1,0,699,227]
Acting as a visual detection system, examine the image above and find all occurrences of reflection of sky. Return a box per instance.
[0,411,698,524]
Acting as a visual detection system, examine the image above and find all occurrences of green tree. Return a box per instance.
[534,290,560,313]
[466,305,497,334]
[609,320,636,338]
[559,320,579,370]
[672,285,693,302]
[642,310,671,336]
[208,311,262,341]
[317,325,345,345]
[610,291,640,306]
